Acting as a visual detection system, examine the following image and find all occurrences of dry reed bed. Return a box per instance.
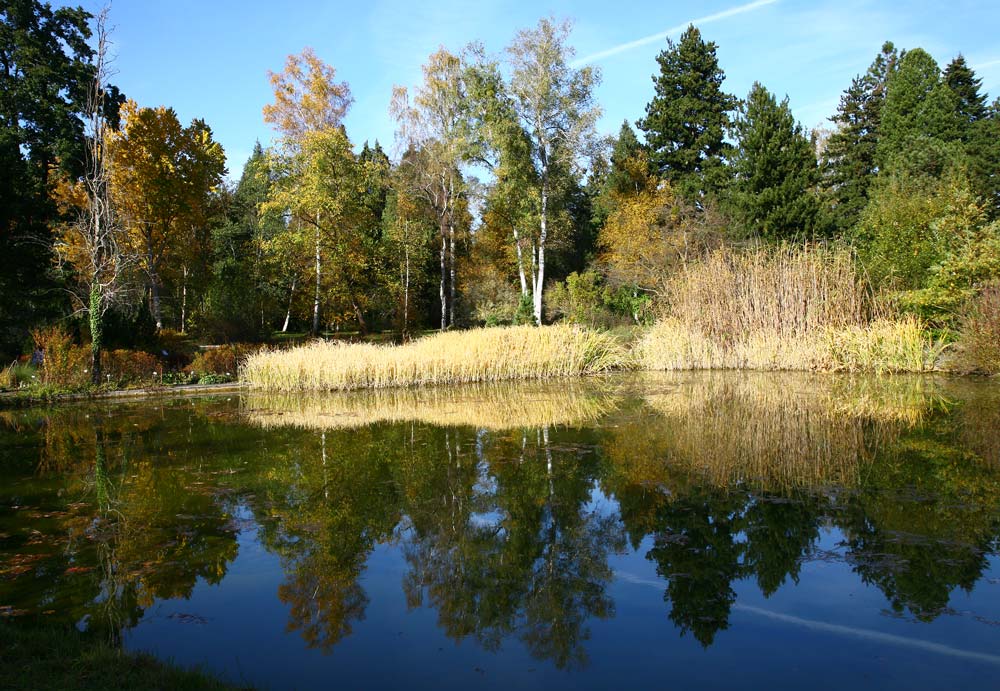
[637,316,945,373]
[638,246,948,373]
[244,381,619,431]
[241,324,628,392]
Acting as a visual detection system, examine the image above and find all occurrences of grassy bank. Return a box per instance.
[242,324,627,391]
[0,623,246,691]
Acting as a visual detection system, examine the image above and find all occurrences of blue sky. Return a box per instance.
[66,0,1000,177]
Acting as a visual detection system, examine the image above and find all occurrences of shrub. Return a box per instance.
[186,343,257,377]
[1,361,37,390]
[103,350,162,385]
[30,325,89,388]
[954,282,1000,374]
[547,271,648,328]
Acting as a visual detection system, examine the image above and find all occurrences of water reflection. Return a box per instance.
[1,372,999,675]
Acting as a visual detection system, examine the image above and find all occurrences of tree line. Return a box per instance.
[3,2,999,371]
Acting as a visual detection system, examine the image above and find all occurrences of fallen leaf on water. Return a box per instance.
[64,566,94,575]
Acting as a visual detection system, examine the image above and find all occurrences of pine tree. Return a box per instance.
[821,42,899,232]
[728,83,822,241]
[969,99,1000,215]
[877,48,964,177]
[637,25,735,199]
[944,54,988,126]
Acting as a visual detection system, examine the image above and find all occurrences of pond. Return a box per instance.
[2,372,999,690]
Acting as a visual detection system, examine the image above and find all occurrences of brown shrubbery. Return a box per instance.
[186,343,258,377]
[30,326,89,388]
[104,350,162,384]
[637,246,946,373]
[955,282,1000,374]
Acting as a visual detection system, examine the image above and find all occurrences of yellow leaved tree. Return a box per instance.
[107,100,226,330]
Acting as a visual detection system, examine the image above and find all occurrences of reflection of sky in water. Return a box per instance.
[123,509,1000,690]
[3,371,1000,690]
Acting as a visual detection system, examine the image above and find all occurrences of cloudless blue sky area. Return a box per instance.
[64,0,1000,177]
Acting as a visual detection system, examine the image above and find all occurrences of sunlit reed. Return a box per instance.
[241,324,629,392]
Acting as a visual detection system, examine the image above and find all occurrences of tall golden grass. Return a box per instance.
[241,324,628,392]
[665,245,874,338]
[638,246,947,373]
[637,316,946,373]
[245,380,619,431]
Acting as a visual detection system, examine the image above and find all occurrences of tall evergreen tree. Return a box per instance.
[637,25,735,199]
[605,121,649,197]
[944,54,988,126]
[199,142,283,340]
[969,99,1000,215]
[941,56,996,214]
[728,83,823,241]
[821,42,899,232]
[877,48,964,177]
[0,0,97,357]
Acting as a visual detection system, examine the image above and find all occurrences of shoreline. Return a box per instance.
[0,382,243,409]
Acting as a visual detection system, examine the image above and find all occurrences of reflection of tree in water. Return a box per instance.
[3,374,1000,663]
[244,425,403,652]
[836,412,1000,620]
[401,426,626,669]
[602,374,1000,646]
[640,489,823,646]
[0,404,241,638]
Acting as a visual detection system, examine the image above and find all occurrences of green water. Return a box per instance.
[1,372,999,689]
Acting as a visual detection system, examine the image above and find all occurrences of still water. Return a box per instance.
[2,372,999,690]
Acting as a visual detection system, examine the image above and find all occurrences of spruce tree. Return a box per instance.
[728,83,822,241]
[637,25,735,199]
[605,121,652,197]
[944,54,988,125]
[821,42,899,232]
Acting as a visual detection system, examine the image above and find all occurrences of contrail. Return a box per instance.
[571,0,779,67]
[615,570,1000,666]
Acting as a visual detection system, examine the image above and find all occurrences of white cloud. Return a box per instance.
[570,0,779,67]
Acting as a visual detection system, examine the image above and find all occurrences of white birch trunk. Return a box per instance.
[180,264,188,333]
[282,275,296,333]
[533,175,548,326]
[312,222,321,335]
[513,227,528,296]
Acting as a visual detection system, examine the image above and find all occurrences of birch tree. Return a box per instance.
[506,18,600,324]
[390,48,474,330]
[263,48,355,335]
[264,49,379,335]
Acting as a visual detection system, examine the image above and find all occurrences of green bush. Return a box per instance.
[547,271,646,328]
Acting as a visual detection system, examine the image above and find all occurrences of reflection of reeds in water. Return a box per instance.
[245,380,619,432]
[623,372,943,490]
